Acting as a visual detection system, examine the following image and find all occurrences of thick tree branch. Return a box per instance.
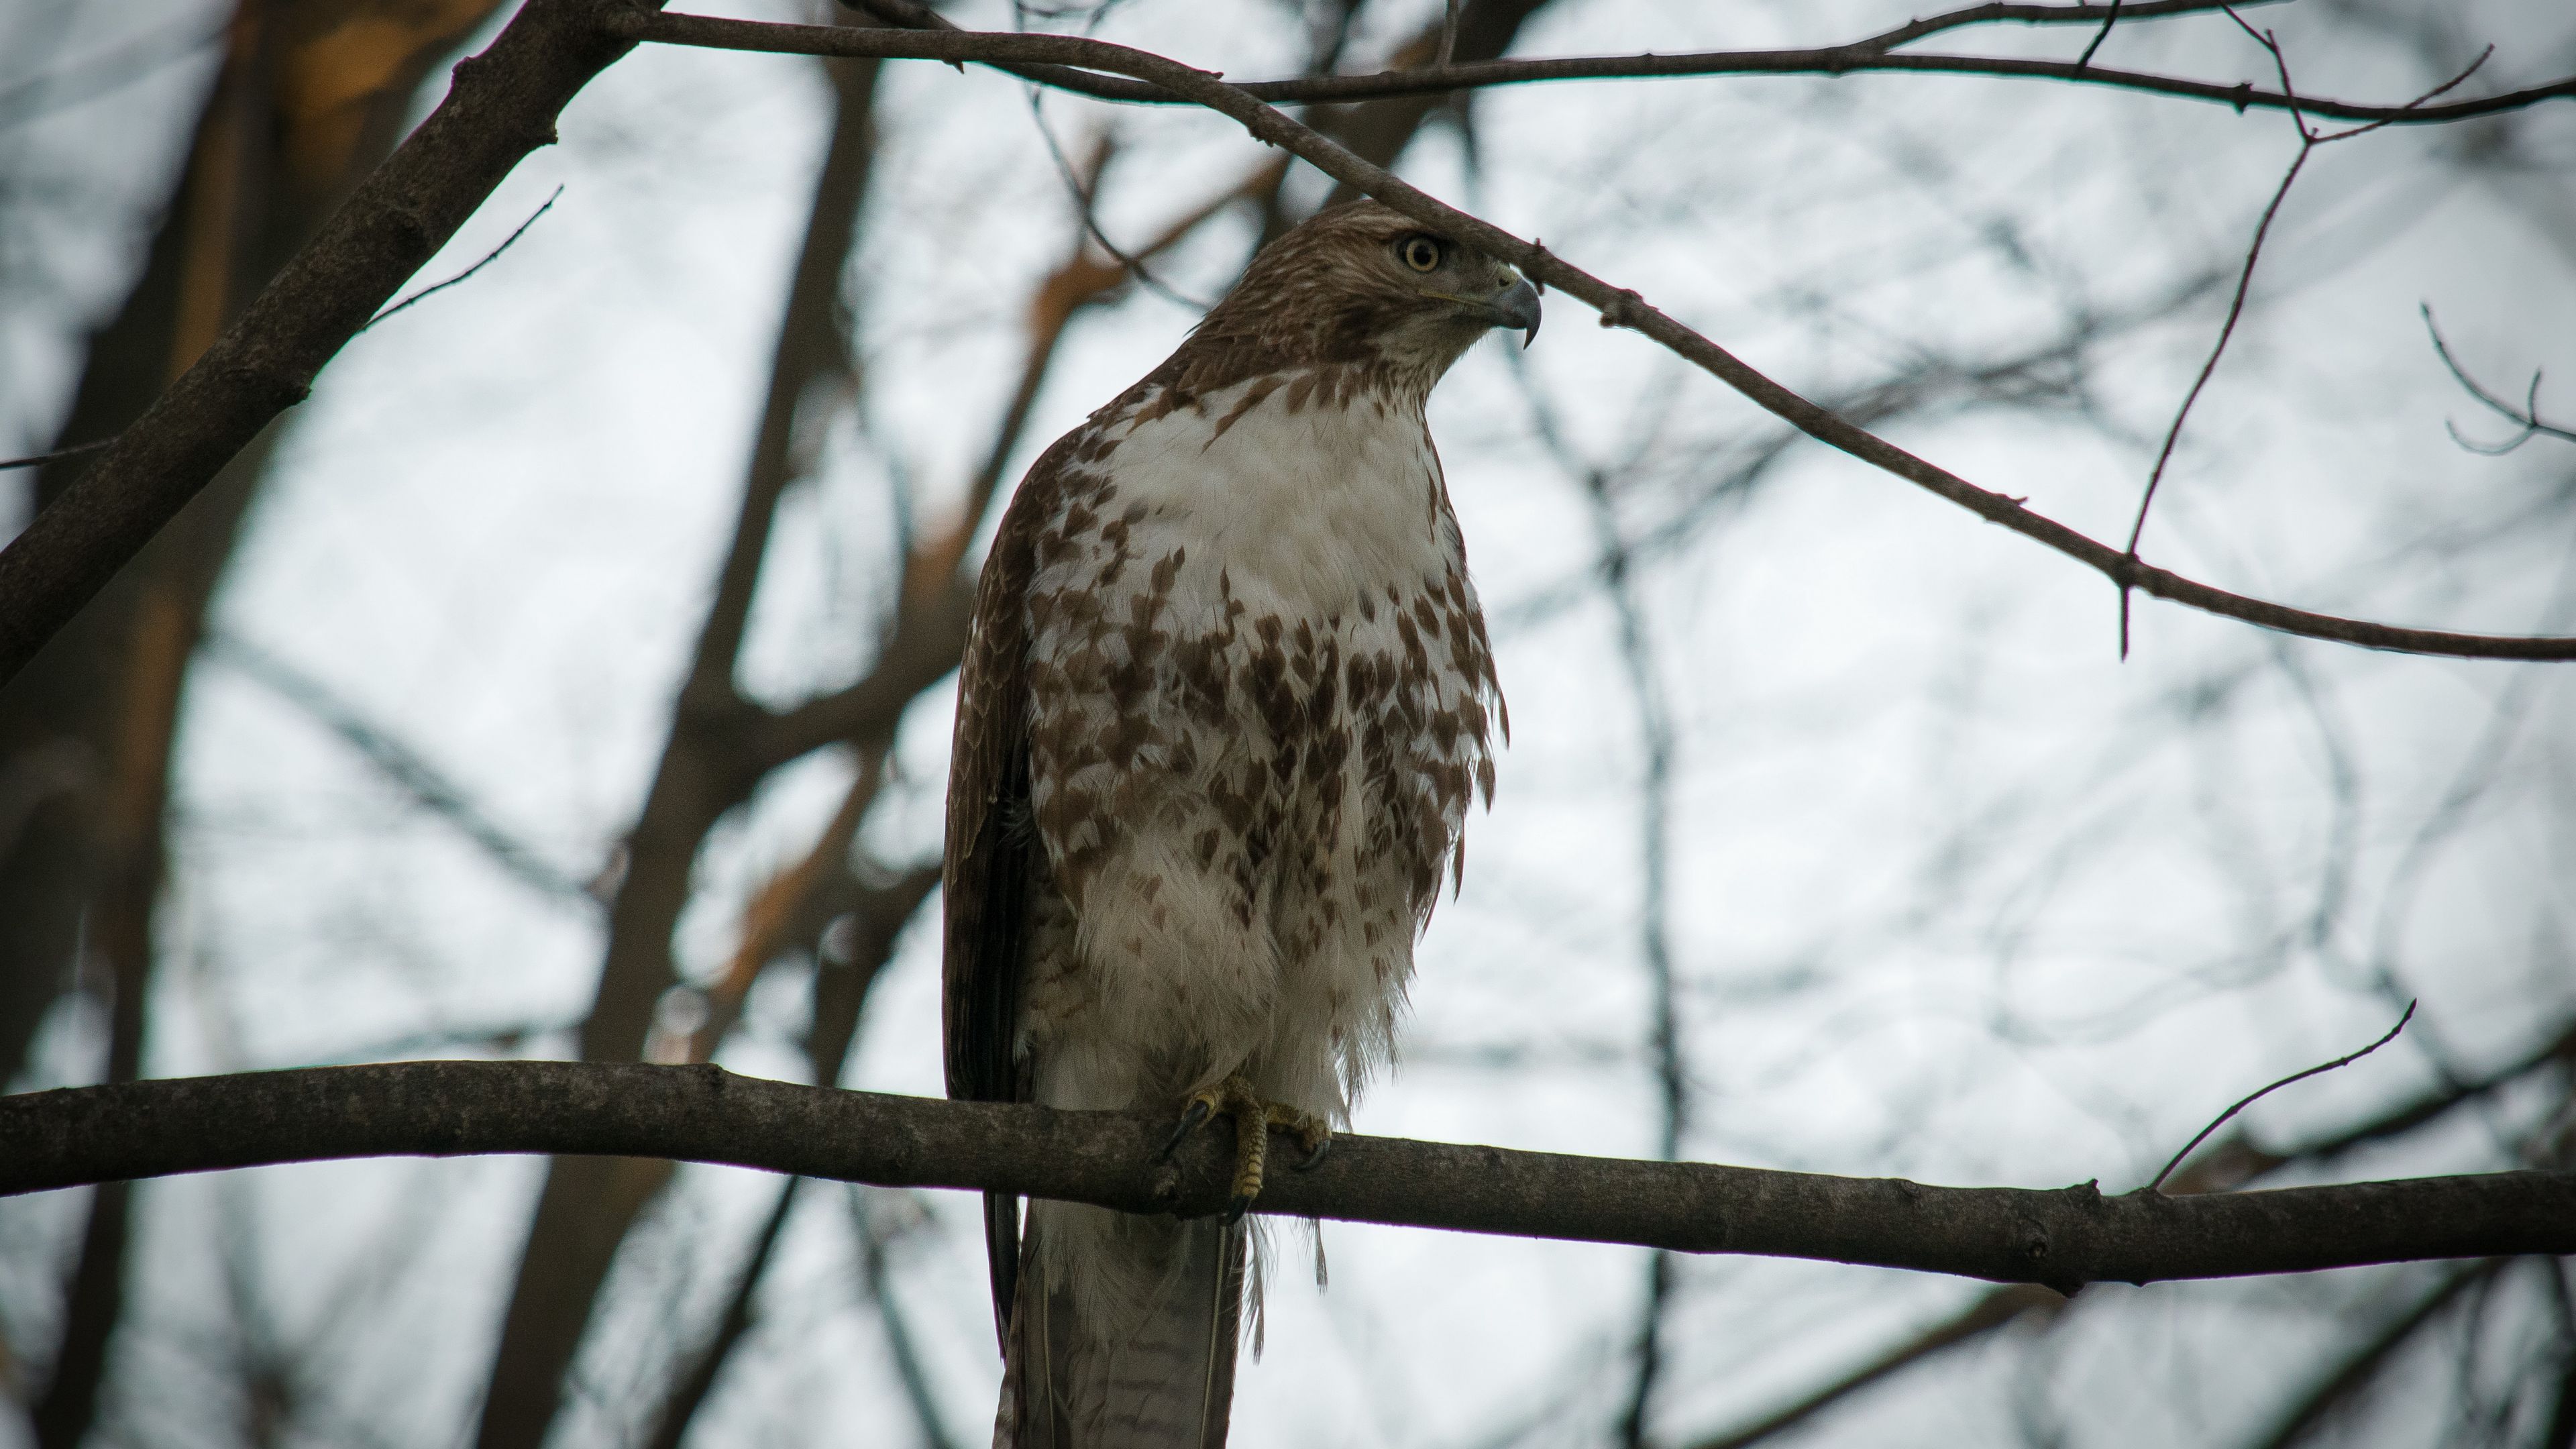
[0,0,653,688]
[617,10,2576,663]
[5,1062,2572,1293]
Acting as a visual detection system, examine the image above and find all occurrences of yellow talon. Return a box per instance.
[1163,1075,1334,1221]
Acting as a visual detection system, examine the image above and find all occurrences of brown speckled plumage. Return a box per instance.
[943,201,1531,1449]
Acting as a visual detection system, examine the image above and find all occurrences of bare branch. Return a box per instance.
[7,1063,2576,1292]
[1022,110,1210,311]
[0,439,114,473]
[2076,1,2126,67]
[358,185,564,331]
[688,754,890,1063]
[0,0,646,688]
[201,631,601,906]
[13,3,2570,686]
[2114,19,2502,655]
[1513,362,1690,1448]
[617,10,2576,663]
[849,1187,967,1449]
[2423,305,2576,455]
[641,1177,800,1449]
[749,582,972,769]
[2121,13,2316,655]
[833,0,2570,123]
[2245,1260,2502,1449]
[1685,1285,2066,1449]
[2151,1001,2416,1193]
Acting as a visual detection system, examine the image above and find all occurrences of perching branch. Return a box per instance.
[5,1062,2574,1294]
[616,9,2576,663]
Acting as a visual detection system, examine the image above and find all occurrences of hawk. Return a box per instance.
[943,199,1538,1448]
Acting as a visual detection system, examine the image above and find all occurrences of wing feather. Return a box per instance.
[943,441,1077,1347]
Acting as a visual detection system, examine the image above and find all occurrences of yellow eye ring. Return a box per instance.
[1399,235,1444,273]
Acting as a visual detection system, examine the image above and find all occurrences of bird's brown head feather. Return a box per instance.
[1159,200,1540,405]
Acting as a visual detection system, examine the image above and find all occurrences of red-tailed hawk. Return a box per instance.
[943,199,1538,1448]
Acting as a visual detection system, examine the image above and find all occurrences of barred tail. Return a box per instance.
[994,1201,1244,1448]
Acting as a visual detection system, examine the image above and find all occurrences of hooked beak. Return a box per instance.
[1489,276,1542,348]
[1432,274,1544,347]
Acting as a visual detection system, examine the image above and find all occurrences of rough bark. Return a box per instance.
[5,1062,2571,1291]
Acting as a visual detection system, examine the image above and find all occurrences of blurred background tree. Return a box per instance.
[2,1,2572,1446]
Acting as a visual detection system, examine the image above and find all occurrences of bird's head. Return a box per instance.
[1191,200,1542,396]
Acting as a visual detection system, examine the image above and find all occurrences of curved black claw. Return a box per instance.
[1224,1193,1254,1225]
[1291,1135,1332,1172]
[1160,1099,1212,1162]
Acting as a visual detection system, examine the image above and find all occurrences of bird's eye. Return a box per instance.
[1398,235,1444,273]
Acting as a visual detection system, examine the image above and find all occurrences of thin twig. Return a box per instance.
[2151,1000,2417,1193]
[2422,305,2576,455]
[641,1177,802,1449]
[2076,0,2124,66]
[2118,143,2306,655]
[0,437,115,472]
[1685,1285,2065,1449]
[830,0,2572,124]
[2311,43,2494,144]
[1436,0,1462,70]
[0,18,226,132]
[201,631,600,905]
[849,1187,965,1449]
[1515,365,1689,1449]
[360,185,563,332]
[1023,97,1212,310]
[1865,0,2249,52]
[2115,22,2493,655]
[617,9,2576,663]
[2245,1258,2499,1449]
[2121,8,2314,657]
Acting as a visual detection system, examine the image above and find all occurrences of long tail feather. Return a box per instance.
[995,1203,1244,1448]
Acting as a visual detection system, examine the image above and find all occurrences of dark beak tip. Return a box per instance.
[1497,277,1543,348]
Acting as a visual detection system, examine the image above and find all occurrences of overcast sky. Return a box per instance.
[5,1,2575,1445]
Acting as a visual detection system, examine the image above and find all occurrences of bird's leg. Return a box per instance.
[1267,1102,1332,1173]
[1161,1075,1334,1222]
